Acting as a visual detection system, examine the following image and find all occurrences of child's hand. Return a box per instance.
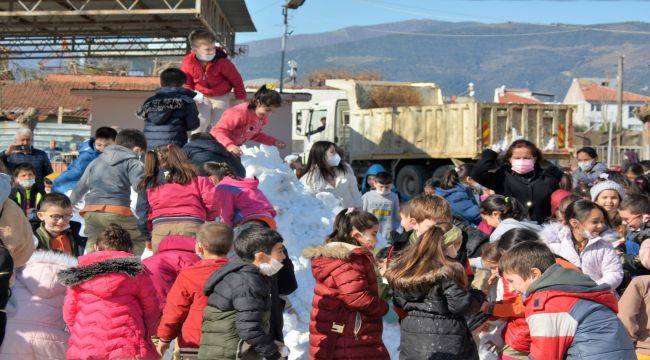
[156,340,170,356]
[227,145,243,157]
[275,140,287,149]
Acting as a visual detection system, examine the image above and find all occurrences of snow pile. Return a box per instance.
[241,145,400,359]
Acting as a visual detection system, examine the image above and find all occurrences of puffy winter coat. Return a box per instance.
[0,173,36,277]
[301,163,363,209]
[210,103,277,149]
[182,136,246,178]
[391,264,482,360]
[137,87,200,150]
[199,261,281,360]
[489,218,542,243]
[543,224,623,290]
[58,250,160,360]
[435,183,481,225]
[180,50,246,99]
[157,258,229,349]
[142,235,200,310]
[0,251,77,360]
[302,242,389,360]
[471,149,563,223]
[1,147,53,188]
[215,176,276,227]
[142,175,219,224]
[573,161,607,187]
[52,139,99,194]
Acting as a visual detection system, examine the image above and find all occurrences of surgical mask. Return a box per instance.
[510,159,535,175]
[378,189,391,195]
[259,257,283,276]
[19,179,35,188]
[578,161,593,172]
[582,230,598,241]
[326,153,341,167]
[196,53,215,62]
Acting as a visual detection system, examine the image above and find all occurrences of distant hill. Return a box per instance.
[234,20,650,100]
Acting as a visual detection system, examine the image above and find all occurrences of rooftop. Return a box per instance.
[46,74,159,91]
[577,79,650,103]
[0,80,90,120]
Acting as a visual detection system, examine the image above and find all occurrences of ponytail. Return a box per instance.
[248,84,282,110]
[325,209,378,246]
[137,144,195,191]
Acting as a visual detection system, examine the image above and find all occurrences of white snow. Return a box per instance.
[241,145,400,359]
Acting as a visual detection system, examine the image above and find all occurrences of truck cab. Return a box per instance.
[293,98,350,158]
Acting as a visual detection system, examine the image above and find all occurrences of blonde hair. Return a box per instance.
[408,194,452,223]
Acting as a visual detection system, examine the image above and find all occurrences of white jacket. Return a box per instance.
[300,163,363,208]
[541,223,623,290]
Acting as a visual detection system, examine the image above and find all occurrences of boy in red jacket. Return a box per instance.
[180,29,247,132]
[156,223,233,358]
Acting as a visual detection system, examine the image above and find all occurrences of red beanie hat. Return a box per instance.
[551,189,572,216]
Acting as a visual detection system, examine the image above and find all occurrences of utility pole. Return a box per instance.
[279,5,288,93]
[616,55,624,149]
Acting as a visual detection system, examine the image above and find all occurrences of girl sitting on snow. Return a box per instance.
[303,209,389,360]
[203,161,277,230]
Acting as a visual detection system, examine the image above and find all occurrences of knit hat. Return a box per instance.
[551,189,572,216]
[590,180,625,202]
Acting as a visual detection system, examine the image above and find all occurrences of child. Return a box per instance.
[499,241,636,360]
[142,235,200,310]
[53,126,118,194]
[180,29,247,132]
[203,161,276,229]
[58,224,160,359]
[362,171,400,246]
[386,223,482,360]
[423,178,436,195]
[303,209,389,359]
[573,146,607,187]
[544,199,623,290]
[138,144,219,251]
[361,163,387,194]
[591,180,626,212]
[10,163,46,218]
[626,163,645,183]
[550,189,572,221]
[0,251,76,359]
[200,223,288,360]
[619,194,650,278]
[619,274,650,360]
[435,167,481,225]
[34,192,86,256]
[70,129,148,255]
[156,223,232,358]
[183,132,246,178]
[138,68,200,150]
[480,195,541,243]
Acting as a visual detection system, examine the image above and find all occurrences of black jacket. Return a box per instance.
[138,87,200,150]
[0,240,13,346]
[202,261,281,360]
[269,250,297,342]
[471,149,562,223]
[392,274,482,360]
[9,184,46,218]
[182,137,246,178]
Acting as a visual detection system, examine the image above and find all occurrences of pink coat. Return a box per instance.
[142,235,200,310]
[215,176,276,227]
[59,250,160,360]
[0,251,77,360]
[210,102,277,149]
[146,176,219,223]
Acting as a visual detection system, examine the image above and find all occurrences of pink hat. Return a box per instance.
[551,189,572,216]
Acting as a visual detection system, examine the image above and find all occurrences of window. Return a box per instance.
[629,105,640,118]
[591,103,602,112]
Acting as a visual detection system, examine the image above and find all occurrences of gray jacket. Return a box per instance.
[572,161,607,187]
[70,145,144,208]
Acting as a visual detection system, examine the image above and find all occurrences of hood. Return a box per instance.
[540,222,566,245]
[203,260,259,295]
[0,173,10,202]
[19,250,77,299]
[57,250,141,287]
[302,241,362,260]
[157,235,197,254]
[526,264,617,311]
[78,138,97,154]
[361,164,387,193]
[219,176,259,190]
[100,144,139,166]
[550,189,572,215]
[183,137,229,160]
[435,184,467,197]
[490,218,542,242]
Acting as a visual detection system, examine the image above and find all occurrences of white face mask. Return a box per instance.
[196,53,215,62]
[19,179,35,188]
[326,153,341,167]
[259,257,283,276]
[378,189,390,195]
[578,161,593,171]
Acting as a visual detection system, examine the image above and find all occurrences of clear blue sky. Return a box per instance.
[237,0,650,43]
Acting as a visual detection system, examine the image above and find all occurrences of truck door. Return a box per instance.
[334,99,351,151]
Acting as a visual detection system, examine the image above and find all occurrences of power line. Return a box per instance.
[365,27,585,38]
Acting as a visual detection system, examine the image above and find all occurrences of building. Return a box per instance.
[563,78,650,131]
[494,86,556,104]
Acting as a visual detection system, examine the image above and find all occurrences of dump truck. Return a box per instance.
[292,79,575,197]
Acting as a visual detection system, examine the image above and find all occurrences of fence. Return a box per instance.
[593,145,643,167]
[0,122,91,152]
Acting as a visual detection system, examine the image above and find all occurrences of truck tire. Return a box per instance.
[396,165,428,198]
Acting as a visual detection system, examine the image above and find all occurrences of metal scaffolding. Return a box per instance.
[0,0,255,59]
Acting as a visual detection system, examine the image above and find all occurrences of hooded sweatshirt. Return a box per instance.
[489,218,542,243]
[70,144,144,208]
[524,264,635,360]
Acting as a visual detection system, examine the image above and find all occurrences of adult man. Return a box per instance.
[1,129,52,188]
[45,139,62,161]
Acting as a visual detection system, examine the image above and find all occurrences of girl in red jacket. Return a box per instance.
[210,84,285,158]
[138,144,219,252]
[58,224,160,360]
[302,209,390,360]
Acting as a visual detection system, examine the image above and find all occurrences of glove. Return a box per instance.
[193,91,205,103]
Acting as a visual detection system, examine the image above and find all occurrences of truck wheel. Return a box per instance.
[396,165,428,198]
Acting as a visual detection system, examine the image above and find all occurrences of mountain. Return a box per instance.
[234,20,650,100]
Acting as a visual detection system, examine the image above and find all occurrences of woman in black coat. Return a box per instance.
[471,139,562,223]
[182,132,246,177]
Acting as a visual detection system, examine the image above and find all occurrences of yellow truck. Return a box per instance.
[292,79,575,197]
